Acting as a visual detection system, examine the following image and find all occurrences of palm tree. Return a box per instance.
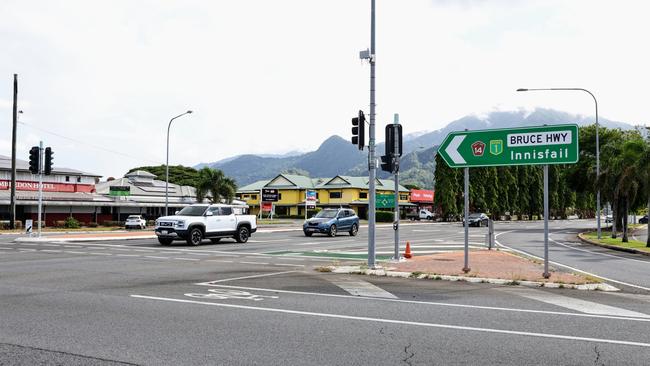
[195,167,236,204]
[614,138,645,242]
[635,134,650,247]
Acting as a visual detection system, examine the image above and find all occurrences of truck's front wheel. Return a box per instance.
[187,227,203,246]
[235,226,250,243]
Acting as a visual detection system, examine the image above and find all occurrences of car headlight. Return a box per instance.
[176,220,186,228]
[154,219,159,226]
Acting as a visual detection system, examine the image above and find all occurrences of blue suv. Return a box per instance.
[303,208,359,237]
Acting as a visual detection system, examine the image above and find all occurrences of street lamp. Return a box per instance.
[165,110,193,216]
[516,88,601,239]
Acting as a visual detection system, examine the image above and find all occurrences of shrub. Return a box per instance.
[54,220,67,228]
[64,217,80,229]
[374,211,394,222]
[88,222,99,228]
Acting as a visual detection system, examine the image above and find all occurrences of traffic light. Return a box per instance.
[44,147,53,175]
[380,154,393,172]
[351,110,366,150]
[385,124,403,157]
[28,146,40,174]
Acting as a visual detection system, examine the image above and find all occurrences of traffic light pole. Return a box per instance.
[37,141,44,238]
[367,0,377,269]
[392,114,400,261]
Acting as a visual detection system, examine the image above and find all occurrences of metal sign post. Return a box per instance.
[543,164,550,278]
[463,167,470,272]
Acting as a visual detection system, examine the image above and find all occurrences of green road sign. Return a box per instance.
[438,124,579,168]
[376,194,395,209]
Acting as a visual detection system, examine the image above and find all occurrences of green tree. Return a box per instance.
[433,153,461,220]
[195,167,237,204]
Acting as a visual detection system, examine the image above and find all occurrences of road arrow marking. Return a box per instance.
[446,135,466,164]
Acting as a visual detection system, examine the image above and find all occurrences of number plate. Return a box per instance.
[161,230,168,235]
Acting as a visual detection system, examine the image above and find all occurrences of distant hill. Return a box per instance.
[197,108,633,187]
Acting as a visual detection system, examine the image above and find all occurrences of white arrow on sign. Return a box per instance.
[446,135,466,164]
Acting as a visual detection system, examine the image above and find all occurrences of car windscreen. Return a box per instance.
[468,214,482,218]
[176,206,208,216]
[315,210,338,219]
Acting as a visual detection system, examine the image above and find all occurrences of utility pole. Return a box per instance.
[37,141,43,238]
[367,0,377,268]
[10,74,18,229]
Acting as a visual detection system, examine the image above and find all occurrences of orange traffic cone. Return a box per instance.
[404,241,412,259]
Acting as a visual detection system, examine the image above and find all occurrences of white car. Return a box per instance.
[125,215,147,229]
[154,204,257,246]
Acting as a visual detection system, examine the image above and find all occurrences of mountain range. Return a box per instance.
[196,108,633,188]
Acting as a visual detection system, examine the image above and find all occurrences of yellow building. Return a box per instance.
[236,174,411,218]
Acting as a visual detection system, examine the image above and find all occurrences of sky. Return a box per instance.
[1,0,649,179]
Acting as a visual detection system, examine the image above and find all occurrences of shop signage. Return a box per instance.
[410,190,434,203]
[0,180,94,193]
[262,188,279,202]
[376,194,395,209]
[109,186,131,196]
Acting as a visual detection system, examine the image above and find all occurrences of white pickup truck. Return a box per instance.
[154,204,257,246]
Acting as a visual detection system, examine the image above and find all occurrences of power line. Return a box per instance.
[18,121,164,165]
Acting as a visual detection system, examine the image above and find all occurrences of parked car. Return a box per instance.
[303,208,359,237]
[463,213,489,227]
[640,215,648,224]
[154,204,257,246]
[406,209,434,221]
[125,215,147,229]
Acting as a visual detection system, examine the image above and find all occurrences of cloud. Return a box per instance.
[1,0,648,179]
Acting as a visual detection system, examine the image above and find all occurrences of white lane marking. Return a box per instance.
[198,284,650,324]
[329,279,398,299]
[273,263,305,267]
[548,233,650,265]
[0,247,13,250]
[187,252,211,256]
[87,252,112,256]
[115,254,140,257]
[239,261,270,265]
[248,239,292,243]
[411,229,441,232]
[130,295,650,348]
[64,251,86,254]
[63,245,83,248]
[18,243,38,246]
[19,249,37,252]
[495,231,650,292]
[199,270,298,284]
[206,259,234,263]
[40,249,62,253]
[39,244,60,247]
[131,249,155,253]
[144,256,170,260]
[497,288,650,319]
[174,258,200,261]
[160,251,183,254]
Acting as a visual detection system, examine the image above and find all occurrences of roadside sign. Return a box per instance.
[25,219,33,234]
[438,124,579,168]
[262,188,279,202]
[261,202,273,212]
[376,194,395,209]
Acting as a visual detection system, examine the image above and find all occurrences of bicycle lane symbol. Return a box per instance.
[185,289,279,301]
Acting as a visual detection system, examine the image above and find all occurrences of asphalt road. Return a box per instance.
[1,221,650,365]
